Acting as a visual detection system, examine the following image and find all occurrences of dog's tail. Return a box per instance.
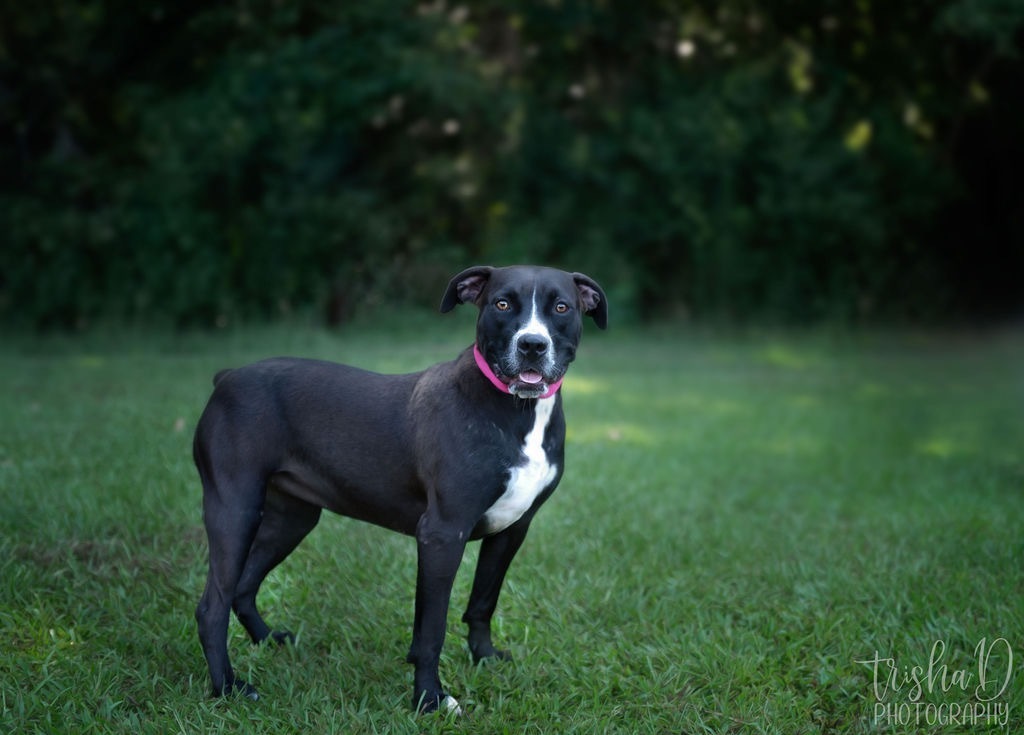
[213,369,233,386]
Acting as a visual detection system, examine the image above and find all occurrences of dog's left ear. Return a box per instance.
[573,272,608,329]
[440,266,495,312]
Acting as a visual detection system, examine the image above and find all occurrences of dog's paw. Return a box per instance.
[239,682,260,701]
[214,679,260,701]
[440,696,463,716]
[270,630,296,646]
[415,691,463,716]
[470,644,513,665]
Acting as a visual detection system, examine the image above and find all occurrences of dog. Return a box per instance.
[192,265,607,713]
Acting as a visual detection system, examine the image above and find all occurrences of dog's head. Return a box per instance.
[441,265,607,398]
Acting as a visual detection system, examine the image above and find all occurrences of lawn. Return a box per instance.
[1,319,1022,734]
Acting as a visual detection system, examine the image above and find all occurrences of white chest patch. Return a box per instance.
[482,396,558,534]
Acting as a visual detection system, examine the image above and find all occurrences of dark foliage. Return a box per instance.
[2,1,1022,327]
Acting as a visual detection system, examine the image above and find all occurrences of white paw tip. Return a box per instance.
[442,696,463,716]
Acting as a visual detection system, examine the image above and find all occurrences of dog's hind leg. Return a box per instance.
[232,486,322,646]
[195,470,265,700]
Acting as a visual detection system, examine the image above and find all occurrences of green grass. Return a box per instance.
[2,321,1022,734]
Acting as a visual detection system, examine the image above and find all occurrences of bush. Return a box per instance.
[1,1,1021,327]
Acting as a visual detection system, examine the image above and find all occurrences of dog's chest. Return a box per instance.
[482,397,558,535]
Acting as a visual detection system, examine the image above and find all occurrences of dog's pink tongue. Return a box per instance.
[519,370,544,384]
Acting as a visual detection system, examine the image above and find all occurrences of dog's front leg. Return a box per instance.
[462,517,532,663]
[407,513,468,713]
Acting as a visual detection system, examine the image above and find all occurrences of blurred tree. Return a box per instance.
[1,0,1021,327]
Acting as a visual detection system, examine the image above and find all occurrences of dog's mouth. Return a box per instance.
[516,369,544,386]
[504,367,563,397]
[474,343,564,397]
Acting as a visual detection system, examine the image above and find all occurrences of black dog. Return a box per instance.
[193,265,607,712]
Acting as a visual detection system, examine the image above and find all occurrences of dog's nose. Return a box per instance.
[517,334,549,357]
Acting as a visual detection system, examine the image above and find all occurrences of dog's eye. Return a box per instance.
[555,302,569,314]
[495,299,510,311]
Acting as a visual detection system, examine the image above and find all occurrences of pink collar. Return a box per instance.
[473,344,562,399]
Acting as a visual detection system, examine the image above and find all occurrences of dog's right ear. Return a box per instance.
[440,266,494,312]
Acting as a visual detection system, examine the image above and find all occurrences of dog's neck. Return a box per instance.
[472,344,562,399]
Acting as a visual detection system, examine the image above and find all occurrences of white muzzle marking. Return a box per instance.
[507,288,555,377]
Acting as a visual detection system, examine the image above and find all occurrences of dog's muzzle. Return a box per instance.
[474,344,564,399]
